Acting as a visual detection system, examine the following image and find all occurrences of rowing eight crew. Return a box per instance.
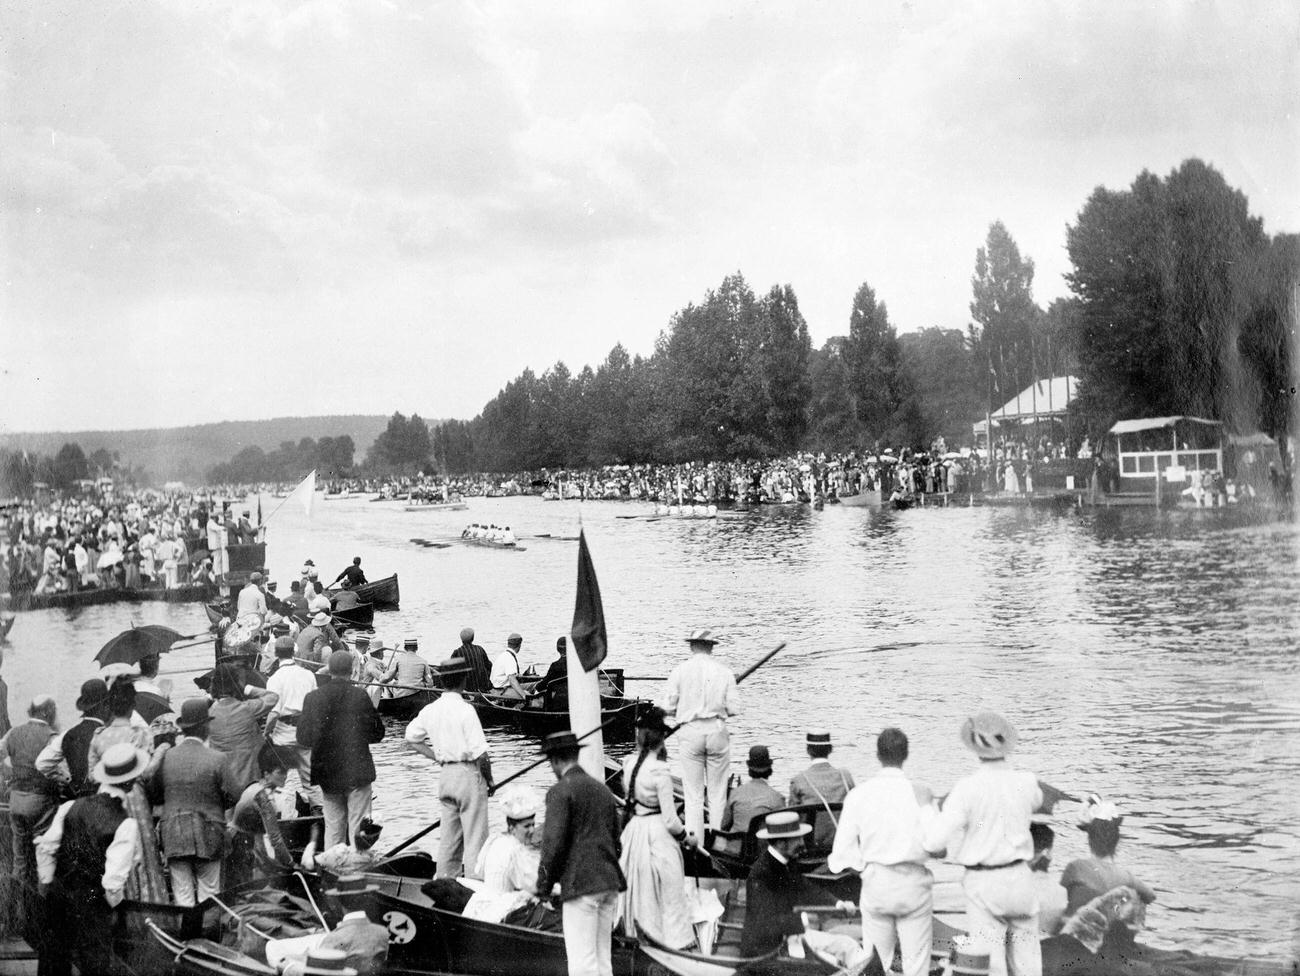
[461,523,518,545]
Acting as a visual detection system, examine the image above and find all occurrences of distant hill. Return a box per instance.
[0,415,410,483]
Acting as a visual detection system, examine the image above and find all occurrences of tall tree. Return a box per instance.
[970,221,1042,400]
[758,285,813,454]
[845,282,907,444]
[53,442,89,488]
[899,327,980,446]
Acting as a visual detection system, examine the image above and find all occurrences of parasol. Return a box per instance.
[95,625,185,667]
[96,551,124,569]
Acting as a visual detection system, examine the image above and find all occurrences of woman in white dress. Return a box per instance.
[462,788,541,924]
[619,706,694,948]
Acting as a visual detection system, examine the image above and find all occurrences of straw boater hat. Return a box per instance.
[539,730,581,756]
[93,742,149,785]
[756,810,812,840]
[686,629,718,646]
[959,712,1019,760]
[806,729,832,748]
[437,657,471,678]
[404,637,419,651]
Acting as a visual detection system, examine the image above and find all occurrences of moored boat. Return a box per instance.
[9,581,218,613]
[836,488,882,507]
[352,572,400,610]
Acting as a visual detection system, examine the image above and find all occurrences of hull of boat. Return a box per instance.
[10,582,218,613]
[354,573,400,610]
[471,696,642,740]
[378,688,439,718]
[405,502,469,512]
[461,537,525,551]
[836,489,882,507]
[330,601,374,628]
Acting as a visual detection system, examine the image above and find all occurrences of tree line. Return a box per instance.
[197,157,1294,481]
[206,436,355,484]
[0,444,147,497]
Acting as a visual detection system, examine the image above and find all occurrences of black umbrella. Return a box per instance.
[95,625,185,667]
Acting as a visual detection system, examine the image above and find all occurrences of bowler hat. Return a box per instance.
[959,711,1019,759]
[746,745,773,775]
[539,730,581,756]
[75,678,109,713]
[177,697,211,730]
[756,810,812,840]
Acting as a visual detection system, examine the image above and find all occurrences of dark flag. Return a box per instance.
[570,529,607,672]
[257,493,263,526]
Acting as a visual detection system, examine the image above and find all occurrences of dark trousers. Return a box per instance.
[10,793,57,942]
[37,883,121,976]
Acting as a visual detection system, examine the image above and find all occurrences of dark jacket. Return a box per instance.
[297,680,384,793]
[148,737,242,861]
[740,848,835,957]
[452,643,493,693]
[54,792,128,894]
[62,718,104,798]
[537,765,625,902]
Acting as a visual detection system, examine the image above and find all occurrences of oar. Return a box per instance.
[622,675,668,681]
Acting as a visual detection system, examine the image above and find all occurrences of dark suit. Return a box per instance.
[741,848,835,957]
[538,765,625,976]
[297,679,384,846]
[537,765,624,902]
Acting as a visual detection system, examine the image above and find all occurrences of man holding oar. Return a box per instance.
[404,658,493,879]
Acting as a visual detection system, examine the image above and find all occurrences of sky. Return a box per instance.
[2,0,1297,433]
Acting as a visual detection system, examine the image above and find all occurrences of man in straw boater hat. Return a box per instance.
[404,657,493,880]
[789,728,856,849]
[922,712,1043,976]
[828,727,936,976]
[659,628,740,845]
[35,741,150,976]
[297,651,385,848]
[536,730,625,976]
[741,810,867,969]
[382,636,432,697]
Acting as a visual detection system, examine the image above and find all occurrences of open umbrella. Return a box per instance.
[96,550,124,570]
[95,624,185,667]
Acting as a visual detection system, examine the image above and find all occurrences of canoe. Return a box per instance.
[8,581,218,613]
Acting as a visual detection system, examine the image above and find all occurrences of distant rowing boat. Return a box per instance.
[461,536,525,551]
[404,502,469,512]
[9,582,218,613]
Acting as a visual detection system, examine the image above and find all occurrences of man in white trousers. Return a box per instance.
[660,628,740,844]
[829,727,936,976]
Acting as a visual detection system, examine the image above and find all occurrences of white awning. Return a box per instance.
[991,376,1077,420]
[1108,416,1222,436]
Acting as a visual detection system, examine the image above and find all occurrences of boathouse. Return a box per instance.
[1107,416,1223,492]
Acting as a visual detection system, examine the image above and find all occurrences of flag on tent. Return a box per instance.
[570,529,607,672]
[286,469,316,519]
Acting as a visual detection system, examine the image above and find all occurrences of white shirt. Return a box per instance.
[660,652,740,723]
[266,662,320,746]
[308,592,331,614]
[236,583,267,617]
[35,784,142,906]
[405,691,488,763]
[828,767,935,872]
[922,760,1042,867]
[464,833,539,922]
[490,648,521,690]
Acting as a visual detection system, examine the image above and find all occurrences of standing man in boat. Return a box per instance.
[451,627,493,694]
[788,729,855,849]
[403,658,493,880]
[923,712,1043,976]
[660,629,740,846]
[297,651,385,848]
[264,636,322,812]
[332,557,367,588]
[536,730,625,976]
[828,727,935,976]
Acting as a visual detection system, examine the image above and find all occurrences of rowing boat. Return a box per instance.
[9,581,218,613]
[836,489,882,507]
[330,600,374,629]
[404,502,469,512]
[351,572,400,609]
[461,536,526,551]
[377,688,439,719]
[471,695,642,739]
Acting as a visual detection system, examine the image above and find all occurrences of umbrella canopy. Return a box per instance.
[96,550,124,569]
[95,625,185,667]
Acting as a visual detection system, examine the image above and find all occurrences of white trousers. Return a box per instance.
[677,720,730,841]
[168,857,222,907]
[963,864,1041,976]
[321,783,372,849]
[437,762,488,880]
[858,862,933,976]
[561,891,619,976]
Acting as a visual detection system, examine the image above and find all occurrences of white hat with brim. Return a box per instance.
[686,629,718,646]
[311,611,330,626]
[93,743,150,785]
[960,711,1019,759]
[497,786,541,821]
[756,810,812,840]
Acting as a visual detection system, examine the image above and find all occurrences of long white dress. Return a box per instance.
[618,754,695,948]
[462,833,539,923]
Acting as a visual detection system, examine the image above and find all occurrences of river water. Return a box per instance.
[6,496,1298,960]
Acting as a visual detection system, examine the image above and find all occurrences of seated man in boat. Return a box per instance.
[531,636,569,710]
[742,811,867,969]
[788,729,855,850]
[500,525,517,546]
[333,578,361,611]
[332,556,367,588]
[490,633,529,701]
[719,745,784,853]
[382,637,432,695]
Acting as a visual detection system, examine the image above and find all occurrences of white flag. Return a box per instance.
[286,469,316,518]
